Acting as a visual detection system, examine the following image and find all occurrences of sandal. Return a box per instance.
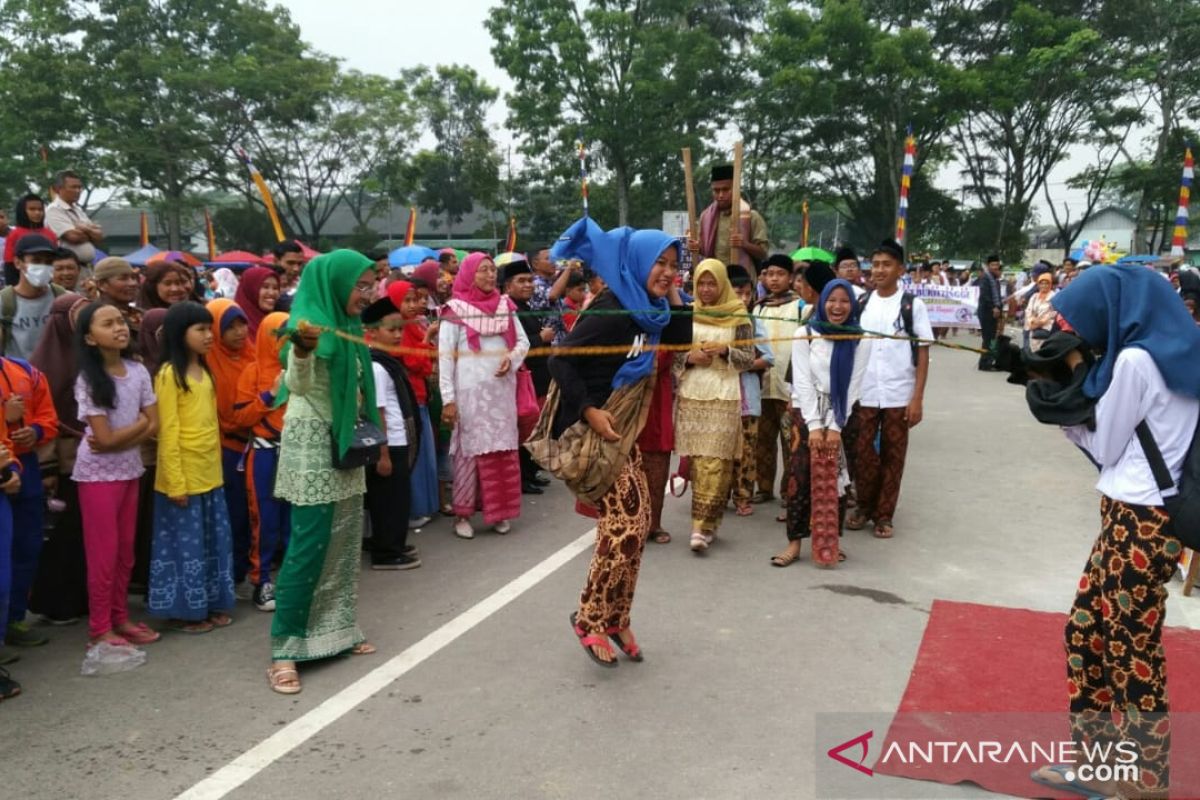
[770,548,801,567]
[846,512,869,531]
[873,519,894,539]
[167,619,214,634]
[1029,764,1110,799]
[689,531,712,553]
[349,642,377,655]
[570,613,617,669]
[114,623,160,645]
[605,626,644,662]
[207,612,233,628]
[267,663,302,695]
[735,504,754,517]
[774,512,787,523]
[651,529,671,544]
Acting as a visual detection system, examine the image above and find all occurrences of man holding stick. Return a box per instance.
[689,165,768,274]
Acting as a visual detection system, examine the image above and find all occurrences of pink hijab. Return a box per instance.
[444,252,516,352]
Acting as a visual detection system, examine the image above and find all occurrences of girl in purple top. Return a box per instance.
[72,303,160,648]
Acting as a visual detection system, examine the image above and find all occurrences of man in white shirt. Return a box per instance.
[845,239,932,538]
[44,171,102,265]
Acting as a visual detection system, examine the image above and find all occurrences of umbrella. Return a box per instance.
[790,246,835,264]
[147,250,203,268]
[206,250,267,268]
[123,244,162,266]
[388,245,437,268]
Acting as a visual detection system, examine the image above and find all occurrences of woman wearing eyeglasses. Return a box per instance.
[266,250,382,695]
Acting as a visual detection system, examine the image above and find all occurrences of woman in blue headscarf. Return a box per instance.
[772,279,870,569]
[545,217,691,669]
[1029,263,1200,799]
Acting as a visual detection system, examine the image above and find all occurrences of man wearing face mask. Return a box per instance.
[0,235,67,359]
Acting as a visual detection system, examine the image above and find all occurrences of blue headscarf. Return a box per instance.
[1052,263,1200,400]
[551,217,678,388]
[808,278,862,427]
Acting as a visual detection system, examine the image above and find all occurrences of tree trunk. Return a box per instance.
[614,159,630,227]
[166,191,183,251]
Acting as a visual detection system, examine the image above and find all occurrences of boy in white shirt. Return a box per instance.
[845,239,932,539]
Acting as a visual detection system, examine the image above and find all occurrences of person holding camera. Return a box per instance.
[1028,263,1200,800]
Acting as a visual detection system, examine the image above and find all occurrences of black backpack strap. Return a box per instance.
[1135,421,1176,493]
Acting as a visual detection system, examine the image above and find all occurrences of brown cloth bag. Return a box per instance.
[523,373,656,504]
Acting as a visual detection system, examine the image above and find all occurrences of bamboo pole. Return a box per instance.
[682,147,698,245]
[730,140,745,268]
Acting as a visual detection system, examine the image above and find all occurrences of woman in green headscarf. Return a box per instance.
[267,249,380,695]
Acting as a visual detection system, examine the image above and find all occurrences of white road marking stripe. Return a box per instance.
[175,529,596,800]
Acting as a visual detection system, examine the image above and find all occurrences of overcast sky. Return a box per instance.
[280,0,1118,224]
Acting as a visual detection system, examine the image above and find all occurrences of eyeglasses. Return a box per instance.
[353,281,375,293]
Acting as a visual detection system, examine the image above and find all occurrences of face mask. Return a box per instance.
[25,263,53,288]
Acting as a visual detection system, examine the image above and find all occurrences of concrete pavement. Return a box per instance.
[3,337,1198,800]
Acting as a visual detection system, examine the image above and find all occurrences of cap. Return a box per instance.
[15,234,56,257]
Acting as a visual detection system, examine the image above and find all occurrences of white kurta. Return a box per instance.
[438,319,530,459]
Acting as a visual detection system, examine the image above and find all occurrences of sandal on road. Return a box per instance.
[605,626,644,662]
[735,504,754,517]
[770,548,801,567]
[114,623,160,645]
[267,663,302,695]
[349,642,377,655]
[207,613,233,628]
[845,512,869,531]
[873,519,894,539]
[1029,765,1109,800]
[651,529,671,544]
[570,612,617,669]
[167,619,214,635]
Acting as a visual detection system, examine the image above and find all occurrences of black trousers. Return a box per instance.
[365,445,411,561]
[978,308,997,369]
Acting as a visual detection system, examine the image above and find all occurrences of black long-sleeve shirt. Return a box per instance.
[513,297,552,396]
[548,290,691,437]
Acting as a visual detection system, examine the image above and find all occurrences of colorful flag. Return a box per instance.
[802,199,810,247]
[204,208,217,262]
[577,141,589,217]
[1171,147,1193,258]
[236,148,286,243]
[404,207,417,246]
[896,128,916,246]
[505,215,517,252]
[139,211,150,247]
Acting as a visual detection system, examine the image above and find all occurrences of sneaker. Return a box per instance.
[370,554,422,570]
[253,582,276,612]
[493,520,512,535]
[408,515,432,530]
[454,519,475,539]
[0,667,21,700]
[403,544,419,558]
[234,580,254,601]
[689,531,712,553]
[5,622,48,647]
[38,614,80,626]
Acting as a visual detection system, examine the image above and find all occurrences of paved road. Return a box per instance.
[5,338,1198,800]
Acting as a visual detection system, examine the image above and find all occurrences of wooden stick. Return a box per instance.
[682,147,698,244]
[730,140,744,268]
[1185,549,1200,596]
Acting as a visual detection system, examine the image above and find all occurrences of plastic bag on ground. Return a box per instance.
[81,640,146,676]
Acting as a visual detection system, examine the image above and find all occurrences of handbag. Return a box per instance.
[516,366,539,428]
[308,396,386,471]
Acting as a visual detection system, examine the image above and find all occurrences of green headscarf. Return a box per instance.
[276,249,380,459]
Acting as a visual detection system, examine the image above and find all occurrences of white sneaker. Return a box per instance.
[493,520,511,535]
[409,515,432,530]
[689,531,712,552]
[454,519,475,539]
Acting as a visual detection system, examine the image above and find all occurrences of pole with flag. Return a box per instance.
[802,199,810,247]
[236,148,286,243]
[577,141,589,217]
[139,211,150,247]
[403,207,417,246]
[896,127,916,246]
[204,208,217,261]
[1170,146,1193,258]
[505,215,517,252]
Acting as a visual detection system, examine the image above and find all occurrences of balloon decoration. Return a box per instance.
[1072,238,1123,264]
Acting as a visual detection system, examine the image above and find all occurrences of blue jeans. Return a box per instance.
[8,452,43,624]
[222,447,251,584]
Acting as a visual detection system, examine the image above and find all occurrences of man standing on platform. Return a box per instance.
[690,165,769,275]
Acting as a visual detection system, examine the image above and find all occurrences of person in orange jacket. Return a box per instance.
[0,359,57,647]
[0,413,25,697]
[229,312,291,612]
[0,356,57,647]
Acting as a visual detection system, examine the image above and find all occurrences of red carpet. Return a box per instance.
[874,599,1200,798]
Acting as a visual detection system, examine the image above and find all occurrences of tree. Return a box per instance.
[408,65,501,237]
[488,0,761,226]
[80,0,334,247]
[949,1,1117,251]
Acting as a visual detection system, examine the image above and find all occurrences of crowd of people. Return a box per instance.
[1,166,1199,800]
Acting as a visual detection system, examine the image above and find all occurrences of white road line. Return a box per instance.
[175,529,596,800]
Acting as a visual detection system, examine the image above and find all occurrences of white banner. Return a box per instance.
[908,283,981,328]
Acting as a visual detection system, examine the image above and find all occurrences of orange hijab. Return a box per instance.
[206,298,253,441]
[250,311,289,392]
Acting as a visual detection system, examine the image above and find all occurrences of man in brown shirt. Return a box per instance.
[689,165,768,274]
